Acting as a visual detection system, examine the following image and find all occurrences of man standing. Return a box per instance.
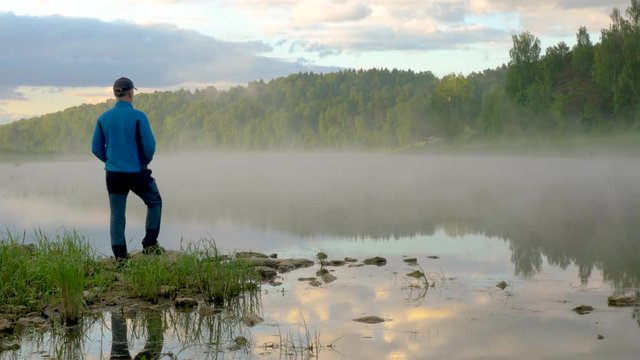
[92,77,163,261]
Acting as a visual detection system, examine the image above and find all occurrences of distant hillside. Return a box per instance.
[2,1,640,153]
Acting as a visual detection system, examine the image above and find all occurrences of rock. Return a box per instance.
[344,257,358,263]
[242,313,264,327]
[17,316,47,327]
[234,336,249,347]
[255,266,278,280]
[268,279,283,287]
[321,273,337,283]
[236,251,268,258]
[403,258,418,263]
[175,297,198,309]
[83,288,100,305]
[573,305,594,315]
[353,316,385,324]
[159,285,177,298]
[363,256,387,266]
[298,277,317,281]
[496,281,508,290]
[407,270,425,279]
[0,318,14,334]
[309,279,322,287]
[269,253,278,259]
[597,334,605,340]
[277,258,314,269]
[0,342,20,352]
[608,294,638,307]
[243,257,279,267]
[198,305,220,317]
[427,255,440,259]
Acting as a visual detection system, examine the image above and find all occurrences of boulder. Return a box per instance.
[496,281,508,290]
[403,258,418,264]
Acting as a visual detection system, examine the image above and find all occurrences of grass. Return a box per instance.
[120,238,259,304]
[0,231,260,325]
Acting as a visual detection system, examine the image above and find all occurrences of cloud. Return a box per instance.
[0,86,26,102]
[0,12,337,100]
[290,1,372,26]
[232,0,624,56]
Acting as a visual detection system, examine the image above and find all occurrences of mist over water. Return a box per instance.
[3,152,640,359]
[2,152,640,285]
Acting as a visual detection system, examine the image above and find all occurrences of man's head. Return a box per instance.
[113,77,137,99]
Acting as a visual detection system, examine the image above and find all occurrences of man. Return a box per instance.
[92,77,164,261]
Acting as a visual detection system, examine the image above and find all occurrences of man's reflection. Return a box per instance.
[110,310,164,360]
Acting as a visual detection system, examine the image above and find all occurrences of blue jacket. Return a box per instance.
[91,101,156,172]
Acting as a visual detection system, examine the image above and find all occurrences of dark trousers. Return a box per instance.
[106,169,162,258]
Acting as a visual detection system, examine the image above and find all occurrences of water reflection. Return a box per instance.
[1,234,639,359]
[110,310,164,360]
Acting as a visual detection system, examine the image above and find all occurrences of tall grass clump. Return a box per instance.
[122,255,174,300]
[33,230,100,323]
[174,238,260,305]
[0,230,101,324]
[0,231,36,308]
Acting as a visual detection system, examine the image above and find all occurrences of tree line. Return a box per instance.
[2,0,640,153]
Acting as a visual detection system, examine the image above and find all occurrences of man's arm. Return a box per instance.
[138,113,156,164]
[91,120,107,162]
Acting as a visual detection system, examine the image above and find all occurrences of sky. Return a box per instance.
[0,0,630,124]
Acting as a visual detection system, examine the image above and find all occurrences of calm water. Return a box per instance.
[1,152,640,359]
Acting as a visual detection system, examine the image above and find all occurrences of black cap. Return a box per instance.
[113,77,137,93]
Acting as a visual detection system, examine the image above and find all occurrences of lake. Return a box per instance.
[1,152,639,359]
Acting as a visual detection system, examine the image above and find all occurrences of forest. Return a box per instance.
[2,0,640,153]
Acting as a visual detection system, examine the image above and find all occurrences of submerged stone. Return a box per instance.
[321,273,337,283]
[573,305,594,315]
[325,260,346,266]
[363,256,387,266]
[242,313,263,327]
[353,316,385,324]
[407,270,425,279]
[309,279,322,287]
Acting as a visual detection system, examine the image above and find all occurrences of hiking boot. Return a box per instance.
[142,244,166,255]
[116,254,131,270]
